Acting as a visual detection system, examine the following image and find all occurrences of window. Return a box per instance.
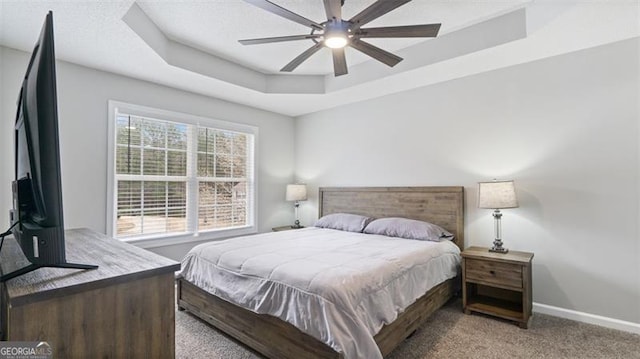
[107,101,257,246]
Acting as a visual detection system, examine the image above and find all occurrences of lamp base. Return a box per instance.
[490,211,508,253]
[291,220,302,229]
[489,237,508,253]
[489,246,509,254]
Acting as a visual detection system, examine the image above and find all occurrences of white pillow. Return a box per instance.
[363,217,454,242]
[314,213,373,233]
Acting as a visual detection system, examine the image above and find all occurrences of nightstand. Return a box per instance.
[272,225,305,232]
[462,246,534,328]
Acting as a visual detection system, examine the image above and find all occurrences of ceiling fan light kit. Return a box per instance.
[324,34,348,49]
[322,20,350,49]
[240,0,441,77]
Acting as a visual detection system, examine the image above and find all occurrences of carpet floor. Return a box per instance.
[175,299,640,358]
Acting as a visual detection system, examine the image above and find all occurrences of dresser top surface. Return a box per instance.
[1,228,180,305]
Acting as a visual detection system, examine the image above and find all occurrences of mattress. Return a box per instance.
[180,227,461,359]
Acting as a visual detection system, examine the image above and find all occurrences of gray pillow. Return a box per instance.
[314,213,373,233]
[363,217,454,242]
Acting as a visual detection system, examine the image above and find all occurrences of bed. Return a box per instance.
[177,186,464,358]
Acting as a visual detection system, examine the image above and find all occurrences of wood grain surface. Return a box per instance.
[0,227,180,306]
[0,228,180,358]
[462,246,534,328]
[319,186,465,251]
[465,258,523,290]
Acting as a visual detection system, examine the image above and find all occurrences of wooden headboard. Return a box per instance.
[319,186,465,251]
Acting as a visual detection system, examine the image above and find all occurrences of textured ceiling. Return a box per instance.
[136,0,527,75]
[0,1,638,116]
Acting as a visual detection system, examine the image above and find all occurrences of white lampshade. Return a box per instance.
[286,184,307,202]
[478,180,518,209]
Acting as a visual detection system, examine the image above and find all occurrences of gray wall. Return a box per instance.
[0,46,296,261]
[295,38,640,324]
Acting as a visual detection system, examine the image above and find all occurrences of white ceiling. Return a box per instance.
[0,1,638,117]
[137,0,526,74]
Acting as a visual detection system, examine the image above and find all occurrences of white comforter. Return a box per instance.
[180,227,461,359]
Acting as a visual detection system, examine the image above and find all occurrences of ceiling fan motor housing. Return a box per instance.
[316,19,351,47]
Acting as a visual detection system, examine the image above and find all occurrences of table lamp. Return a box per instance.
[286,184,307,228]
[478,180,518,253]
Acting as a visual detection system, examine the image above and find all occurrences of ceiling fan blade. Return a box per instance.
[332,47,348,76]
[355,24,441,38]
[323,0,342,21]
[239,34,322,45]
[350,39,403,67]
[349,0,412,30]
[244,0,323,31]
[281,42,324,72]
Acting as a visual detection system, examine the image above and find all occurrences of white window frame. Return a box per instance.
[107,100,258,248]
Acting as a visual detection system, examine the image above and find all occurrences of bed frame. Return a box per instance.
[177,186,465,358]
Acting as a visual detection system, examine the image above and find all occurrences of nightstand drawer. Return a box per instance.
[465,258,522,289]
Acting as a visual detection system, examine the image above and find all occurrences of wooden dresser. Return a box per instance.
[0,228,180,358]
[462,246,534,328]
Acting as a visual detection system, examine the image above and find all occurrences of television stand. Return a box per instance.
[0,261,98,282]
[0,228,180,358]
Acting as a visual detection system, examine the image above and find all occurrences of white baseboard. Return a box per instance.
[533,302,640,335]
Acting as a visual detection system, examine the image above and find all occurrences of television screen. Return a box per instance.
[1,11,97,282]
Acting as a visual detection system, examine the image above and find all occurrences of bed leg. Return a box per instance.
[176,277,185,311]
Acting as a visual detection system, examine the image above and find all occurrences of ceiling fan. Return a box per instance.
[239,0,441,76]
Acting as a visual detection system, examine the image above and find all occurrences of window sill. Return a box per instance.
[120,226,257,249]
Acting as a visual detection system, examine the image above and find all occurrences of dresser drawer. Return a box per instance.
[465,258,523,289]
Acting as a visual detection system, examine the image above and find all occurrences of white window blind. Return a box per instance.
[197,127,250,231]
[111,106,256,243]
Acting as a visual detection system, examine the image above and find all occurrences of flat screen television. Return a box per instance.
[0,11,97,282]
